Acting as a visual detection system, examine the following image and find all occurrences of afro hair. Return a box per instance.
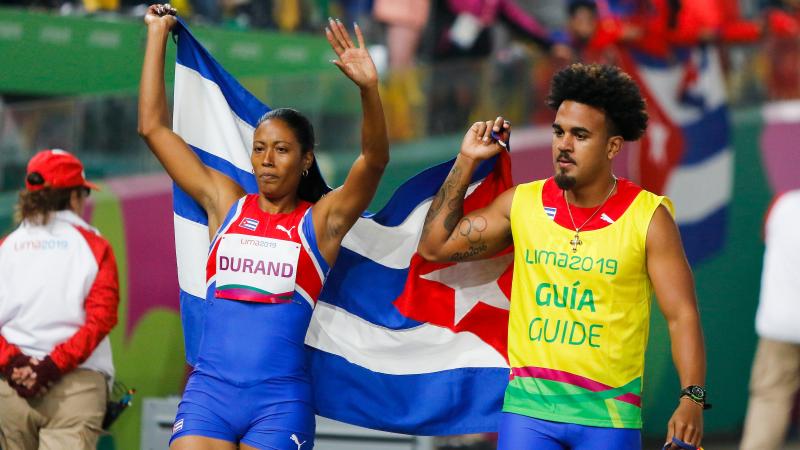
[547,63,648,141]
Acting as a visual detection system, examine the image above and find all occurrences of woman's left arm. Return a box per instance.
[314,19,389,264]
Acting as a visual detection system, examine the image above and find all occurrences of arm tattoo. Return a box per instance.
[449,244,488,262]
[443,184,468,233]
[455,215,487,243]
[421,164,467,240]
[447,215,489,261]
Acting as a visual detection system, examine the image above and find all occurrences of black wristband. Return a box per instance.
[680,385,712,410]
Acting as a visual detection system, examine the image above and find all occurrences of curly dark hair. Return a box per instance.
[547,63,648,141]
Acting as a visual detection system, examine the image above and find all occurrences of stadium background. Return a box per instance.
[0,1,799,448]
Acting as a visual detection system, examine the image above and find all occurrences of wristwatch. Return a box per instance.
[680,385,711,410]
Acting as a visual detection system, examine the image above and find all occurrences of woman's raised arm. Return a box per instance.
[137,4,242,230]
[313,19,389,264]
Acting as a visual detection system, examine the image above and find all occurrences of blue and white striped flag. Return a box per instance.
[171,21,511,435]
[629,46,732,263]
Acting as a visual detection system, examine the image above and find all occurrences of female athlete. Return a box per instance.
[139,5,389,449]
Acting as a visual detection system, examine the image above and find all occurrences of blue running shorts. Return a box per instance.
[170,371,315,450]
[497,412,641,450]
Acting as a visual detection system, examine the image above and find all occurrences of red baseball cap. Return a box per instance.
[25,149,100,192]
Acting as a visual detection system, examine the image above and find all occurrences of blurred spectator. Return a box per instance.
[308,0,374,32]
[428,0,552,134]
[373,0,430,140]
[336,0,374,26]
[515,0,567,30]
[273,0,300,31]
[578,0,668,57]
[550,0,604,62]
[191,0,222,23]
[433,0,551,60]
[82,0,119,13]
[0,0,66,7]
[547,0,657,64]
[667,0,761,46]
[219,0,260,29]
[740,190,800,450]
[0,149,119,450]
[374,0,428,70]
[763,0,800,99]
[534,0,622,124]
[583,0,762,58]
[765,0,800,38]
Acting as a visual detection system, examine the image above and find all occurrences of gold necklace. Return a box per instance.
[564,177,617,253]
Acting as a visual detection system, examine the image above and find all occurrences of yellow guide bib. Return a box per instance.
[503,180,673,429]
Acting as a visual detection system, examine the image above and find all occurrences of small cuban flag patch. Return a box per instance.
[173,418,184,435]
[544,207,557,220]
[239,217,259,231]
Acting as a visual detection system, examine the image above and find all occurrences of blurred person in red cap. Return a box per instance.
[0,149,119,450]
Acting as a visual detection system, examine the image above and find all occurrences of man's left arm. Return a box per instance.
[647,205,707,449]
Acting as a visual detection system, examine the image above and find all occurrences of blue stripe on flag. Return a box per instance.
[629,48,676,69]
[310,349,508,435]
[319,248,421,330]
[240,218,258,231]
[174,184,207,226]
[174,20,269,127]
[173,145,258,226]
[681,106,730,165]
[631,46,696,69]
[191,144,259,192]
[369,156,497,226]
[679,205,727,265]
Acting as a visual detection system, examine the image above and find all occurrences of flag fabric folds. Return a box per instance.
[620,46,732,264]
[171,21,513,435]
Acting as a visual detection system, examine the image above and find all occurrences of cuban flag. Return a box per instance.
[308,150,514,434]
[171,20,512,434]
[170,19,268,366]
[618,46,732,264]
[239,217,259,231]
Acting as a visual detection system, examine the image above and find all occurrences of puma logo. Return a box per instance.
[276,225,296,239]
[290,434,306,449]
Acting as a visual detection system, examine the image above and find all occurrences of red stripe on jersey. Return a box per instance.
[541,177,643,231]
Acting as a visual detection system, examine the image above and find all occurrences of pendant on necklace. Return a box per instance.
[570,233,582,253]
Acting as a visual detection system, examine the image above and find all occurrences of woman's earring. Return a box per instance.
[302,169,309,177]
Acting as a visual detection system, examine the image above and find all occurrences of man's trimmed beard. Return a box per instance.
[555,172,576,190]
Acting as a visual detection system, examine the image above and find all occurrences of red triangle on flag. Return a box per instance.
[394,151,514,361]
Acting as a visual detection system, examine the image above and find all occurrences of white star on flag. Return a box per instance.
[648,121,668,165]
[421,253,514,326]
